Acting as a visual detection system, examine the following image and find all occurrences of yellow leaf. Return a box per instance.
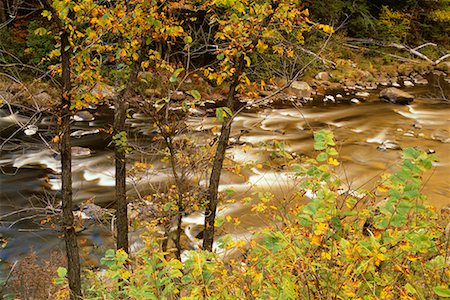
[328,157,339,166]
[226,215,232,222]
[132,52,139,61]
[256,40,268,53]
[120,48,127,58]
[256,163,263,169]
[319,24,334,34]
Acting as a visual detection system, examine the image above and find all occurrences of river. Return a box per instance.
[0,76,449,279]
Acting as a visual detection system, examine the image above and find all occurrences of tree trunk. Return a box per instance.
[202,1,279,251]
[202,79,239,251]
[61,30,82,300]
[114,94,128,252]
[114,52,141,253]
[0,0,6,24]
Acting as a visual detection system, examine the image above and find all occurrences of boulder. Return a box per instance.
[315,72,330,81]
[435,61,450,73]
[379,87,414,105]
[92,82,116,99]
[290,81,312,99]
[73,110,94,121]
[33,92,53,106]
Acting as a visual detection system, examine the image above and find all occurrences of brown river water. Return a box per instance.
[0,76,449,278]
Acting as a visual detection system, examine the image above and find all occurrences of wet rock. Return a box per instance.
[412,75,428,85]
[70,129,100,138]
[391,82,401,87]
[379,87,414,104]
[403,80,414,87]
[290,81,312,99]
[350,98,360,104]
[71,146,91,157]
[355,91,370,98]
[24,124,38,136]
[377,140,401,151]
[73,110,94,121]
[431,129,450,143]
[324,95,335,102]
[335,94,343,99]
[315,72,330,81]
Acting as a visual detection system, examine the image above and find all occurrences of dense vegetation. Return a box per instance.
[0,0,449,299]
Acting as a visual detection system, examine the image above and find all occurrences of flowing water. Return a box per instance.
[0,77,449,278]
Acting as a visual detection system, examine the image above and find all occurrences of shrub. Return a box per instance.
[79,130,449,299]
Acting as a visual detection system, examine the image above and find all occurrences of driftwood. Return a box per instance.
[344,38,449,65]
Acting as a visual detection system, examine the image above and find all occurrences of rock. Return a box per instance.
[290,81,312,99]
[171,91,185,101]
[324,95,335,102]
[33,92,53,105]
[315,72,330,81]
[391,82,401,87]
[335,94,343,99]
[350,98,360,104]
[379,87,414,104]
[377,140,401,151]
[71,146,91,157]
[431,129,450,143]
[355,91,370,98]
[24,125,38,136]
[92,82,116,99]
[435,61,450,73]
[413,76,428,85]
[73,111,94,121]
[403,80,414,87]
[0,91,13,104]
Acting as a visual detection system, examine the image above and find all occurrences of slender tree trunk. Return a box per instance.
[202,79,239,251]
[114,53,141,253]
[202,1,279,251]
[0,0,6,24]
[61,30,82,300]
[114,94,128,252]
[164,136,184,259]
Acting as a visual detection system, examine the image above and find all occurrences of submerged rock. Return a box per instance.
[379,87,414,104]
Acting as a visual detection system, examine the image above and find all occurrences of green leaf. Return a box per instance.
[216,107,224,122]
[316,152,328,162]
[223,107,232,117]
[433,286,450,298]
[217,53,225,60]
[326,147,338,156]
[189,89,201,100]
[184,36,193,44]
[404,283,417,295]
[34,27,47,36]
[170,68,184,83]
[57,267,67,278]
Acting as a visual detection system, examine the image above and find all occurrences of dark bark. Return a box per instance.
[114,52,141,253]
[0,0,6,24]
[164,136,184,260]
[202,79,239,251]
[61,30,82,299]
[202,1,280,251]
[114,93,128,252]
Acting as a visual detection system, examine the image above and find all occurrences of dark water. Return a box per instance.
[1,77,449,279]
